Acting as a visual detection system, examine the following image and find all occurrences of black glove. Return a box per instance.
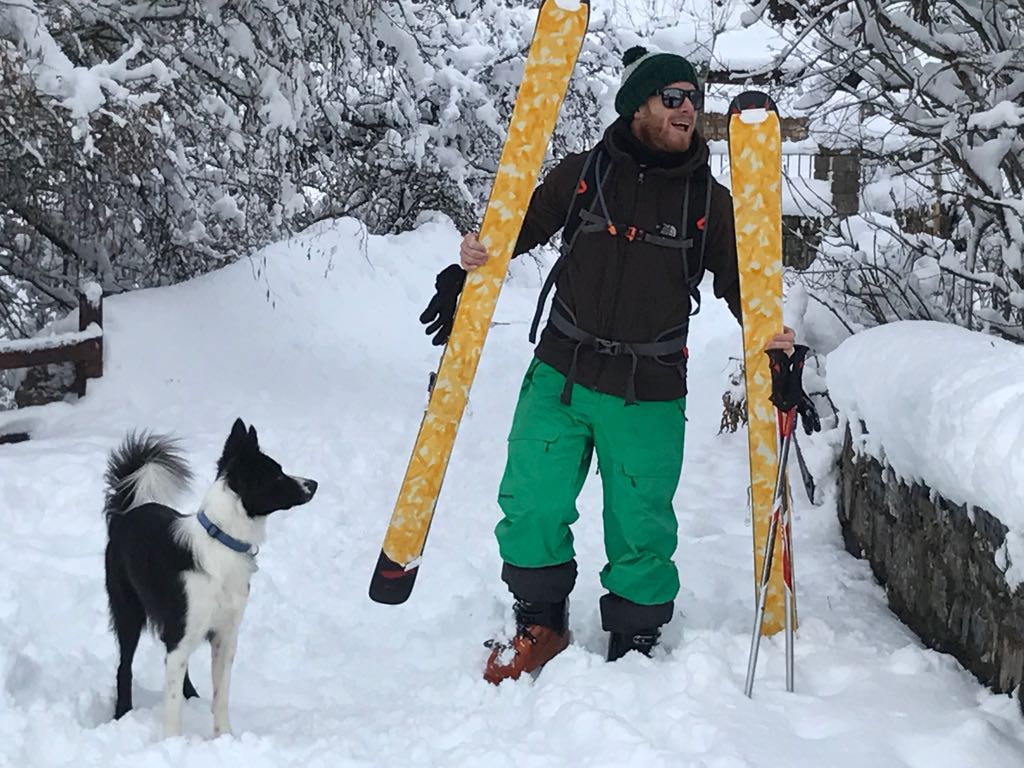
[419,264,466,346]
[766,345,821,435]
[795,392,821,435]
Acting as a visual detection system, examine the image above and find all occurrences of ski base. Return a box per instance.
[728,89,794,636]
[368,0,590,604]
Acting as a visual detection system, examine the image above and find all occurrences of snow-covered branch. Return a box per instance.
[0,1,169,124]
[768,0,1024,340]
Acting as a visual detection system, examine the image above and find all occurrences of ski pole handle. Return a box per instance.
[766,348,791,412]
[765,344,811,412]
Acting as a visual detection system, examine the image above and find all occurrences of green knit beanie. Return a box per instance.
[614,46,700,119]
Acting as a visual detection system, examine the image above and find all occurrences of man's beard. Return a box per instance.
[636,117,692,153]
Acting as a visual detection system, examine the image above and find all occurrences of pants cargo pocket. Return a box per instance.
[599,443,684,606]
[497,364,594,569]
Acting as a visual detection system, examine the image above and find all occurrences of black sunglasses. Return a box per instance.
[659,87,704,111]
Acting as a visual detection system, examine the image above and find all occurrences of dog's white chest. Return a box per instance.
[211,566,251,616]
[184,556,253,633]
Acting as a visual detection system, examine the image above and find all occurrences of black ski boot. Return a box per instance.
[607,628,660,662]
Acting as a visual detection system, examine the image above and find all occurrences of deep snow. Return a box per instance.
[1,217,1022,767]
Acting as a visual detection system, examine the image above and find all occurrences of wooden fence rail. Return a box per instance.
[0,287,104,400]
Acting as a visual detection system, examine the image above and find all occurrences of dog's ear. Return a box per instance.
[218,418,249,471]
[220,421,247,462]
[247,425,260,450]
[227,419,247,450]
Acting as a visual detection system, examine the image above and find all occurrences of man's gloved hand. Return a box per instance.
[419,264,467,346]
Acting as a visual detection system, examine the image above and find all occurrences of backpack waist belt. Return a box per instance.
[548,303,686,406]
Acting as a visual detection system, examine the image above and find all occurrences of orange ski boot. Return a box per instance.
[483,599,569,685]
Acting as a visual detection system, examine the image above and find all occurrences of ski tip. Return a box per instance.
[728,90,778,115]
[369,550,419,605]
[550,0,590,10]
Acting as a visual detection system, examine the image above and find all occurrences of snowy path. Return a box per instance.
[1,218,1022,767]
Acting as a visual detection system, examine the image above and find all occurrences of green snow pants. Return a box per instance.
[496,359,686,607]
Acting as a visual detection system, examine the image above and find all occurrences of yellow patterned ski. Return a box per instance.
[369,0,590,604]
[728,91,795,636]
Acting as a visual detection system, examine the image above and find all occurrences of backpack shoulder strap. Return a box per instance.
[685,173,715,317]
[528,143,608,343]
[560,142,609,252]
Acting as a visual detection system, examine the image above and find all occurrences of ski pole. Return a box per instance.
[792,430,818,505]
[745,345,809,698]
[780,409,796,693]
[744,407,796,697]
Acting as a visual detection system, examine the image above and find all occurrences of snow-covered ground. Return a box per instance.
[1,217,1022,767]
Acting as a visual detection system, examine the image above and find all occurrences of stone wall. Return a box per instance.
[837,425,1024,712]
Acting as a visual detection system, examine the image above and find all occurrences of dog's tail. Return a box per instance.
[104,432,193,525]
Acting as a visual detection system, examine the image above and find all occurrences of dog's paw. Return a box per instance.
[213,723,233,738]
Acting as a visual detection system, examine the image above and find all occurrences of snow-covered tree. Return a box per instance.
[1,0,340,332]
[751,0,1024,340]
[0,1,616,342]
[0,0,729,357]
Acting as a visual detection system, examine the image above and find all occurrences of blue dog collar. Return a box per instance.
[197,510,256,555]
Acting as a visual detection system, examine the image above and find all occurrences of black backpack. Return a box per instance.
[528,142,714,344]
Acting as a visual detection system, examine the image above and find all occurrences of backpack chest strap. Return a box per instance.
[577,209,694,250]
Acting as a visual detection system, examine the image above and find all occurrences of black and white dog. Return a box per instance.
[103,418,317,738]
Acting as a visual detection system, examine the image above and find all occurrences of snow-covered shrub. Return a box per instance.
[750,0,1024,341]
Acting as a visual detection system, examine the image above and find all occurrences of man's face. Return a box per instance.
[632,80,699,153]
